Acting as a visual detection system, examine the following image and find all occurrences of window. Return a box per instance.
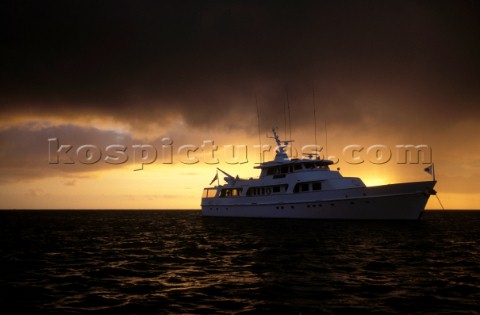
[267,165,295,175]
[294,182,321,193]
[202,188,217,198]
[246,185,287,196]
[219,188,242,197]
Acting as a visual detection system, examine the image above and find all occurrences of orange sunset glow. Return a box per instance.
[1,2,479,210]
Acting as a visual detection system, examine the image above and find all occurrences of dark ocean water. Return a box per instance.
[1,210,479,314]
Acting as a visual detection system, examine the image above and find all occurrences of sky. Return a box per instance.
[1,0,479,209]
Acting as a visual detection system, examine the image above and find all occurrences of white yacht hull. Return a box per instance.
[201,181,436,220]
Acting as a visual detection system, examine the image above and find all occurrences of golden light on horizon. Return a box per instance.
[0,102,478,211]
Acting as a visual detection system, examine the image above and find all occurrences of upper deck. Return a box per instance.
[202,128,365,199]
[256,158,334,178]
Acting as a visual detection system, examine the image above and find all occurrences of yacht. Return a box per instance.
[201,129,436,220]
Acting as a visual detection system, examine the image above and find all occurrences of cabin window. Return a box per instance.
[246,185,287,196]
[219,188,242,197]
[202,188,217,198]
[266,166,294,176]
[293,181,323,193]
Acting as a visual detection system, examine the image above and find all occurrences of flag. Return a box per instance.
[209,172,218,185]
[424,164,433,175]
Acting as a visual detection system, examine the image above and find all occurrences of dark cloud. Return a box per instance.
[0,123,135,182]
[0,122,224,183]
[1,1,479,131]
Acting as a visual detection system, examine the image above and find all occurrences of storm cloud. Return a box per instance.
[1,0,479,132]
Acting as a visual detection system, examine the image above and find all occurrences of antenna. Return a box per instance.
[324,120,328,159]
[312,87,318,157]
[283,101,287,140]
[255,94,262,163]
[285,88,293,157]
